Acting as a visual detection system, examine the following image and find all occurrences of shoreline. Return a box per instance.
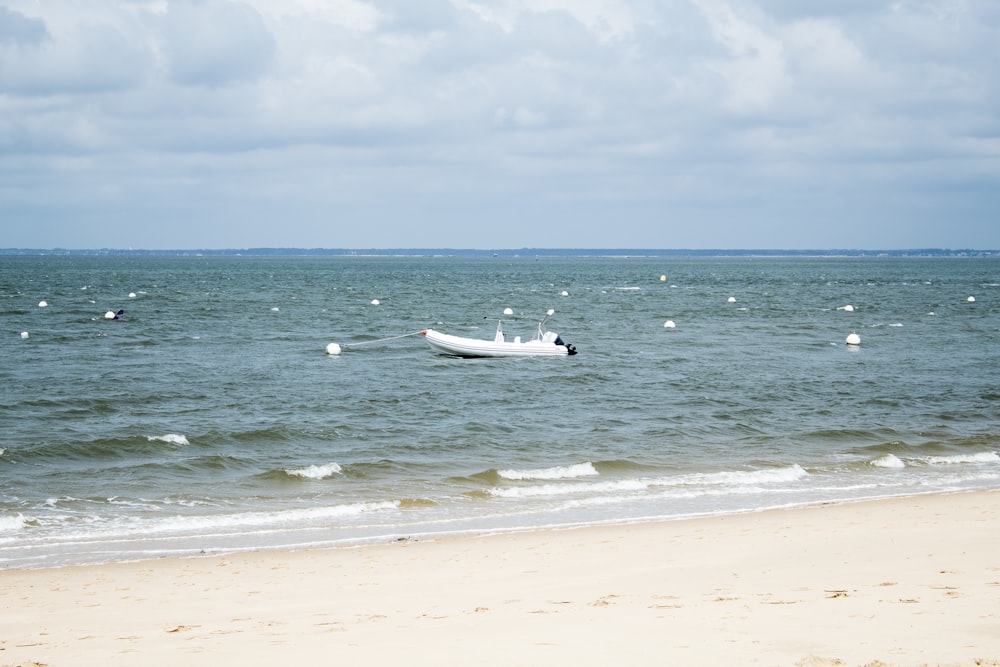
[6,487,993,572]
[2,490,999,666]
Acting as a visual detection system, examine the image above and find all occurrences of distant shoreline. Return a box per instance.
[2,247,997,258]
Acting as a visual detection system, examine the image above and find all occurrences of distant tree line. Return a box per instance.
[1,247,996,258]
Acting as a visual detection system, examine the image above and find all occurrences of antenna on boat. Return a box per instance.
[536,309,555,339]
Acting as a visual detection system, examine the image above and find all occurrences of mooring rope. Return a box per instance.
[340,330,426,349]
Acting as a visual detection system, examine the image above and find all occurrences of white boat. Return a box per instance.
[422,310,577,358]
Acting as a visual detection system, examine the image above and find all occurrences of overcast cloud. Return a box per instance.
[1,0,997,249]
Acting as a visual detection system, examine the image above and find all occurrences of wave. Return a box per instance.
[870,453,906,469]
[147,433,189,446]
[487,478,648,499]
[497,462,598,481]
[9,500,403,543]
[851,440,1000,466]
[920,451,999,466]
[155,501,401,533]
[12,434,193,463]
[0,514,27,532]
[284,462,343,480]
[465,462,600,485]
[807,429,897,444]
[485,464,810,500]
[851,440,951,456]
[675,465,810,487]
[134,455,250,476]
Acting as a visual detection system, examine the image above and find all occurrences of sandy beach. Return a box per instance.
[2,491,999,667]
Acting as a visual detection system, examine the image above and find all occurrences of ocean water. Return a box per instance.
[1,254,998,569]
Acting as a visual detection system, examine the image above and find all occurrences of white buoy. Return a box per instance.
[271,307,280,312]
[503,307,514,315]
[727,296,736,303]
[325,343,342,355]
[104,310,116,319]
[967,296,975,303]
[129,292,136,298]
[561,291,569,297]
[846,332,861,346]
[371,299,380,305]
[20,331,29,339]
[664,320,676,329]
[660,275,667,282]
[38,300,47,308]
[843,304,854,312]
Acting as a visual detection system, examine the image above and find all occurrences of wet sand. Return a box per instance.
[3,491,999,666]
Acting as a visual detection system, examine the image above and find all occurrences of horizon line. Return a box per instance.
[2,247,997,257]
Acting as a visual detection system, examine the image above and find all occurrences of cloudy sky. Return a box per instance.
[2,0,998,249]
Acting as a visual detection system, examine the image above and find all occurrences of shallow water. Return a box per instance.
[1,255,998,567]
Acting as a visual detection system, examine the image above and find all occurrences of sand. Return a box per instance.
[2,491,999,667]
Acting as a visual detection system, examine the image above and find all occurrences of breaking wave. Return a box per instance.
[870,454,906,468]
[497,462,598,481]
[148,434,189,446]
[285,462,343,480]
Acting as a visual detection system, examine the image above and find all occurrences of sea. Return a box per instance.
[1,254,998,569]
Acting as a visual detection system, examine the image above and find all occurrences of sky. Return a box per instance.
[1,0,998,250]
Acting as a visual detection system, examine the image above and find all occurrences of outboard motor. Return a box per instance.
[554,336,577,355]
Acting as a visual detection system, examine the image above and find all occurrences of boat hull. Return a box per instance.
[422,329,573,358]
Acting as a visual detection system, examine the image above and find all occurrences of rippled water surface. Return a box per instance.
[2,255,998,567]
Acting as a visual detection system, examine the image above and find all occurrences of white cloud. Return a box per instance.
[695,1,790,112]
[0,0,997,249]
[260,0,380,30]
[0,6,49,45]
[0,8,152,94]
[154,0,276,86]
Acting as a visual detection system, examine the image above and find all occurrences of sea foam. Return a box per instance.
[489,477,648,499]
[870,454,906,468]
[48,500,402,542]
[922,452,1000,466]
[682,465,810,486]
[286,462,343,480]
[0,514,26,532]
[148,434,190,446]
[498,462,598,481]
